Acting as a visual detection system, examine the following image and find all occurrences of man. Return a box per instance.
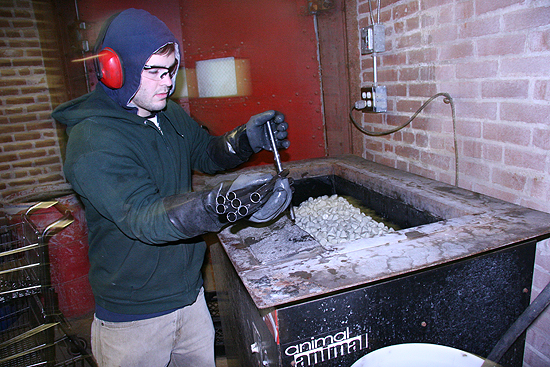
[52,8,291,367]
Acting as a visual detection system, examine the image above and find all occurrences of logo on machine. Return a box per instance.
[284,327,368,366]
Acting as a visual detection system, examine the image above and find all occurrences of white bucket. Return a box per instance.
[351,343,489,367]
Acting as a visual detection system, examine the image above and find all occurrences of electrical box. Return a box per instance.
[360,85,387,113]
[361,24,385,55]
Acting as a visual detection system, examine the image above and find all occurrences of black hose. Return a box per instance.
[349,92,455,136]
[483,281,550,365]
[349,92,458,186]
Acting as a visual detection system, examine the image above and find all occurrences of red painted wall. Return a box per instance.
[76,0,325,166]
[180,0,326,166]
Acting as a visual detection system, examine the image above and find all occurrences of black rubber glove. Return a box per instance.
[249,176,293,223]
[163,172,275,237]
[206,125,254,170]
[246,110,290,153]
[215,171,292,223]
[213,172,274,222]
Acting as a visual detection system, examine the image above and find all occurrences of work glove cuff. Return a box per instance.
[163,190,226,238]
[206,124,254,170]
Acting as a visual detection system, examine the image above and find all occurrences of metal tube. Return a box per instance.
[238,205,249,216]
[250,192,261,203]
[227,212,238,222]
[231,198,241,209]
[266,121,283,173]
[373,54,378,86]
[265,121,295,220]
[216,204,227,215]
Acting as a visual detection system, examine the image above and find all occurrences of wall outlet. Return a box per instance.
[361,24,385,55]
[360,86,387,113]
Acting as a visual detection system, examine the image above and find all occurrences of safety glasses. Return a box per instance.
[142,61,178,81]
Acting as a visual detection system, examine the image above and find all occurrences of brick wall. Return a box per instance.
[357,0,549,213]
[355,0,550,365]
[0,0,69,204]
[526,238,550,367]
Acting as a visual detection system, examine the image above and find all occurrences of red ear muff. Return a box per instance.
[97,47,124,89]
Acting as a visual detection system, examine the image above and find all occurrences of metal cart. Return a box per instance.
[0,201,96,366]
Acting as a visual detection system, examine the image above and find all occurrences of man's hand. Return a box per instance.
[249,176,292,223]
[211,170,292,223]
[163,170,293,236]
[246,110,289,153]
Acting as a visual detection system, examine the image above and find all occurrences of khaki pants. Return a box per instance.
[91,288,215,367]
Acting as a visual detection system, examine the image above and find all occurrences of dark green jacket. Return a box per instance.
[53,86,223,315]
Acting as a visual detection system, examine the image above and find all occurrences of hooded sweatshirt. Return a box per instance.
[52,9,224,316]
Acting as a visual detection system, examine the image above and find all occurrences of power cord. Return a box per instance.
[349,92,458,186]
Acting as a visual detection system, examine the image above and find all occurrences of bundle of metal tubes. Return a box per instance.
[215,169,289,222]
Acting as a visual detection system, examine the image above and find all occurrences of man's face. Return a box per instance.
[132,52,177,117]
